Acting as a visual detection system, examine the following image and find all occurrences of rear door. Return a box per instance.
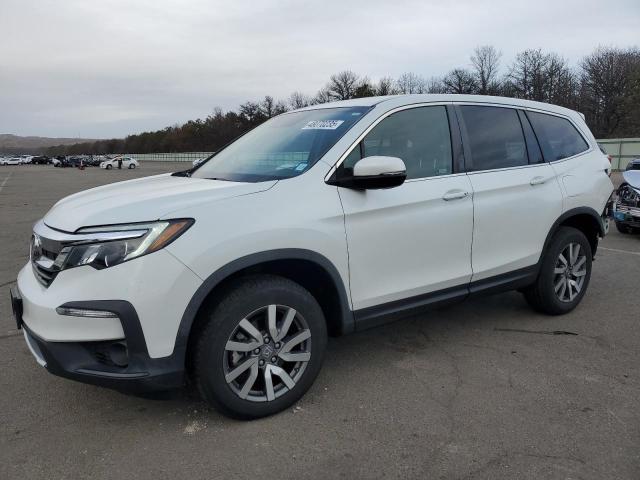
[456,104,563,282]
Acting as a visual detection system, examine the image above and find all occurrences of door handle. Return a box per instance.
[530,176,547,186]
[442,190,469,201]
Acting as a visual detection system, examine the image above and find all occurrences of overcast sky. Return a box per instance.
[1,0,638,139]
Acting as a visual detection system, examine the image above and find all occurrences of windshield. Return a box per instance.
[191,106,370,182]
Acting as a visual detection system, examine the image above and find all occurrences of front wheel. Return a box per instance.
[523,226,592,315]
[106,164,112,170]
[193,275,327,419]
[128,164,136,169]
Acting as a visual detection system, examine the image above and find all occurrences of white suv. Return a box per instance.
[12,95,613,419]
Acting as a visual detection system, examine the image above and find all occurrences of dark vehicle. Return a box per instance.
[65,156,86,168]
[625,158,640,171]
[31,155,50,165]
[613,170,640,234]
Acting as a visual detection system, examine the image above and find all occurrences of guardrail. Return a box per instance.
[597,138,640,170]
[122,138,640,170]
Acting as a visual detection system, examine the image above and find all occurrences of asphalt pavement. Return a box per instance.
[1,165,638,479]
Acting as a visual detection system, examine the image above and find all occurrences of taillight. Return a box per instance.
[607,154,613,164]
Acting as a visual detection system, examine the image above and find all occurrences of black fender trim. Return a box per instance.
[173,249,354,360]
[541,207,605,259]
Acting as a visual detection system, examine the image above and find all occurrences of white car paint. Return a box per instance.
[16,94,613,373]
[99,156,140,169]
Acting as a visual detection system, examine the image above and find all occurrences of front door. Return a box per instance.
[336,105,474,313]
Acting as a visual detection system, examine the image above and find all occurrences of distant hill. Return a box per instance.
[0,134,99,154]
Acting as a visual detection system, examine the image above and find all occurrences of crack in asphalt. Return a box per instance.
[494,328,578,336]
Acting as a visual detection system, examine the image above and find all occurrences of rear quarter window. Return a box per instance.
[526,111,589,161]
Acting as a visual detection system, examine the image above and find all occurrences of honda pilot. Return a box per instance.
[11,95,614,418]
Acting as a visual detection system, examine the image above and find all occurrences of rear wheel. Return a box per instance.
[193,275,327,419]
[523,227,592,315]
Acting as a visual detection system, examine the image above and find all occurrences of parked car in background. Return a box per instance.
[1,157,23,165]
[12,95,614,419]
[625,158,640,171]
[51,156,66,167]
[31,156,50,165]
[192,155,214,168]
[100,156,139,169]
[613,169,640,233]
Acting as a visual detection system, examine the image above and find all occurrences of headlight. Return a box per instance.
[54,219,193,270]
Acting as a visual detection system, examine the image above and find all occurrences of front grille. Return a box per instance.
[32,263,59,287]
[30,230,63,288]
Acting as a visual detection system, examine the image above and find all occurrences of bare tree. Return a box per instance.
[288,91,313,109]
[353,76,376,98]
[326,70,361,100]
[376,76,396,96]
[471,45,502,95]
[425,76,446,93]
[579,47,640,137]
[545,54,577,107]
[260,96,276,118]
[506,49,549,101]
[395,72,427,94]
[442,69,478,94]
[314,87,333,105]
[238,101,265,126]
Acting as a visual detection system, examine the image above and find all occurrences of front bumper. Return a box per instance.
[613,203,640,228]
[11,289,185,392]
[13,248,202,392]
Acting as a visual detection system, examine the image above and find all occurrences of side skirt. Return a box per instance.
[353,265,539,332]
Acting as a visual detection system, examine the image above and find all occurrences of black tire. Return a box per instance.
[128,164,135,169]
[193,275,327,419]
[106,164,112,170]
[523,226,592,315]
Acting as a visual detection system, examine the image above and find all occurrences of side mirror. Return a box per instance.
[349,156,406,189]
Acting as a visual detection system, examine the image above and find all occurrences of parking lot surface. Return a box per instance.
[1,165,639,479]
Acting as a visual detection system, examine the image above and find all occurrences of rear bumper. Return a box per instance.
[19,300,185,393]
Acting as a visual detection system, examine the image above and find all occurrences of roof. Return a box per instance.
[297,94,580,119]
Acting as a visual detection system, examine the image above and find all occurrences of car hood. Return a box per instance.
[623,170,640,191]
[44,173,276,232]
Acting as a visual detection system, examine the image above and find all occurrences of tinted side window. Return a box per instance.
[526,111,589,161]
[459,106,527,171]
[342,106,452,180]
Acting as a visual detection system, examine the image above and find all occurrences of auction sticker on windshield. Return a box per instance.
[302,120,344,130]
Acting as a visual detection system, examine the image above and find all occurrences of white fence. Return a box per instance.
[126,152,214,163]
[124,137,640,170]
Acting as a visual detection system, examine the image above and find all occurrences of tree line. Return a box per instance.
[47,45,640,156]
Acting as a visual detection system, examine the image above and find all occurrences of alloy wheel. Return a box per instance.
[223,304,311,402]
[553,242,587,302]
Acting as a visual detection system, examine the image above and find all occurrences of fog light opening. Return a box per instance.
[108,342,129,367]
